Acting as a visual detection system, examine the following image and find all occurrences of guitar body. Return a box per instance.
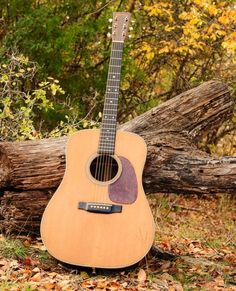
[41,129,155,268]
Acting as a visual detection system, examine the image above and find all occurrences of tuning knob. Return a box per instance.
[107,32,111,38]
[108,18,113,23]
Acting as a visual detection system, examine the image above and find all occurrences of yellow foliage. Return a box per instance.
[159,46,169,54]
[164,25,175,32]
[222,32,236,54]
[141,42,155,60]
[218,14,230,25]
[207,4,218,16]
[144,2,173,17]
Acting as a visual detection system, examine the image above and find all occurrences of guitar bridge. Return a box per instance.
[78,202,122,214]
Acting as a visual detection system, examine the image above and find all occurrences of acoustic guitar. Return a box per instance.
[40,12,155,269]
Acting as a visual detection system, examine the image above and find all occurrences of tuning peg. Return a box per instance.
[128,34,132,38]
[131,20,135,23]
[108,26,112,29]
[108,18,113,23]
[107,32,111,38]
[129,27,134,31]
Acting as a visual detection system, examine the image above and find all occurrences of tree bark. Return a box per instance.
[0,80,235,234]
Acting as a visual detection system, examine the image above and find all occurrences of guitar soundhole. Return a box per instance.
[89,155,119,182]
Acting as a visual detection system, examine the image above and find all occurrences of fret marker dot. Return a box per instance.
[115,89,117,92]
[110,101,113,103]
[113,75,115,78]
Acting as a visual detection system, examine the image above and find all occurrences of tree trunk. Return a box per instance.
[0,80,235,234]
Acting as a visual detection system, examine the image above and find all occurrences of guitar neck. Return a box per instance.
[98,41,124,155]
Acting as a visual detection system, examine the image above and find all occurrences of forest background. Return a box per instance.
[0,1,236,290]
[0,0,235,154]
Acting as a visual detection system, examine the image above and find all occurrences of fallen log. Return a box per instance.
[0,80,235,234]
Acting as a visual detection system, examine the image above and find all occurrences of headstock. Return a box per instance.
[111,12,131,42]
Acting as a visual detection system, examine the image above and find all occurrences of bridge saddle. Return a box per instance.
[78,202,122,214]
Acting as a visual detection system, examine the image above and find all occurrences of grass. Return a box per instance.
[0,238,29,259]
[0,281,37,291]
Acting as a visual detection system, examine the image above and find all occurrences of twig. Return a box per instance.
[150,245,178,261]
[86,0,116,17]
[172,204,205,213]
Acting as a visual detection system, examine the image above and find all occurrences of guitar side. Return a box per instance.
[40,129,155,268]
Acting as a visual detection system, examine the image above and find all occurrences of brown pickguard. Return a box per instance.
[109,157,137,204]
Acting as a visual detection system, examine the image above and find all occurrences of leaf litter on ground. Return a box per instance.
[0,193,235,290]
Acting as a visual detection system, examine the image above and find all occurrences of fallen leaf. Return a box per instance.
[30,272,42,282]
[137,268,146,282]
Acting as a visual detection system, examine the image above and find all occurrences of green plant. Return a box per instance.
[0,53,64,141]
[0,238,29,259]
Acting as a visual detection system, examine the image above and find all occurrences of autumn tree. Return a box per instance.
[0,0,235,150]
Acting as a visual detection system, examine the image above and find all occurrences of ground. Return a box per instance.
[0,193,235,291]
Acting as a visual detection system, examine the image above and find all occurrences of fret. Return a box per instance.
[101,123,117,127]
[110,59,121,64]
[104,97,118,101]
[100,139,115,143]
[103,118,116,121]
[107,79,120,82]
[98,151,114,155]
[111,52,122,58]
[103,109,118,114]
[100,131,116,136]
[105,101,118,105]
[102,123,116,130]
[103,108,118,111]
[101,128,116,132]
[99,145,115,149]
[104,97,118,100]
[107,81,120,85]
[108,72,120,80]
[104,105,117,108]
[99,144,114,147]
[107,78,120,81]
[103,113,117,116]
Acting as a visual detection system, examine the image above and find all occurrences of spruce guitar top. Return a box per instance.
[40,12,155,269]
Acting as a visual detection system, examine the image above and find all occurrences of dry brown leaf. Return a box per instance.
[30,272,42,282]
[42,282,56,290]
[137,268,147,282]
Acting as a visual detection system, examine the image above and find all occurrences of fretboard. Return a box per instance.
[98,42,124,155]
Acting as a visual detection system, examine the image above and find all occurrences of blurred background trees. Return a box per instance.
[0,0,235,154]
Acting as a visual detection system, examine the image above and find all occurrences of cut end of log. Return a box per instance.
[0,146,12,189]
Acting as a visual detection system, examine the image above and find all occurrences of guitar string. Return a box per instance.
[108,43,122,186]
[105,43,123,198]
[94,42,123,204]
[107,43,122,192]
[101,41,115,198]
[104,42,116,197]
[96,41,117,202]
